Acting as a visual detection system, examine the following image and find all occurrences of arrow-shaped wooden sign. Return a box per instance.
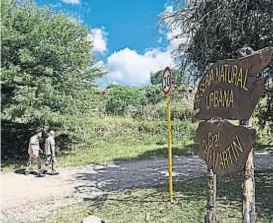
[195,120,256,176]
[193,46,272,121]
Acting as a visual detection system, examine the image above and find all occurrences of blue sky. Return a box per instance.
[36,0,182,88]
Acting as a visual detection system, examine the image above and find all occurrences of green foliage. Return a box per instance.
[0,0,196,165]
[150,70,162,85]
[258,82,273,143]
[164,0,273,78]
[171,98,193,121]
[105,85,145,115]
[1,0,101,125]
[127,99,193,121]
[164,0,273,129]
[143,84,163,104]
[150,69,187,87]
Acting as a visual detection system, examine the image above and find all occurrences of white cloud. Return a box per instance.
[88,28,108,54]
[105,48,174,86]
[161,5,190,50]
[94,5,189,88]
[61,0,80,4]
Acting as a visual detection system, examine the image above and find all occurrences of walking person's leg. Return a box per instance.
[37,156,45,177]
[45,155,51,173]
[32,148,44,177]
[25,156,33,174]
[51,155,58,174]
[50,143,58,174]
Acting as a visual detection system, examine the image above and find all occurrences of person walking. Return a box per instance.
[25,128,45,177]
[44,130,58,175]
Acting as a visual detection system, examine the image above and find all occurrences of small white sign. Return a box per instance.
[162,67,172,95]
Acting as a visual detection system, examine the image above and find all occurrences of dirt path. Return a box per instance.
[1,151,272,223]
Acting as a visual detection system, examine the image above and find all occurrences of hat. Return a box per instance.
[36,128,42,133]
[49,130,55,136]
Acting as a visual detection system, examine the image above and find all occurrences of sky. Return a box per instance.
[35,0,184,88]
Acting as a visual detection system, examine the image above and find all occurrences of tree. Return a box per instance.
[151,69,187,87]
[1,0,102,126]
[150,68,188,97]
[162,0,273,130]
[144,84,163,105]
[105,85,145,116]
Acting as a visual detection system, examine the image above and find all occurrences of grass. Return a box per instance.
[1,140,197,173]
[42,169,273,223]
[1,115,271,173]
[1,117,197,173]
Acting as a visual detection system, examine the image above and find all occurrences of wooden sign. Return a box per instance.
[195,120,256,176]
[193,47,273,121]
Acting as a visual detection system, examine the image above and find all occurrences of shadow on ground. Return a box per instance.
[67,149,273,197]
[81,169,273,222]
[112,143,200,163]
[70,155,207,195]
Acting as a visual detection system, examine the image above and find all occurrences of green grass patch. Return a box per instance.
[2,115,271,173]
[1,117,197,172]
[42,169,273,223]
[1,140,198,172]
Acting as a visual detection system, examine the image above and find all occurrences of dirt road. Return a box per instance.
[1,151,272,223]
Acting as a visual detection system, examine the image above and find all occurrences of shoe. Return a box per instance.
[40,168,48,174]
[38,170,45,177]
[51,170,59,175]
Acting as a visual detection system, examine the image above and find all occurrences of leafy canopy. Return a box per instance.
[163,0,273,130]
[1,0,102,125]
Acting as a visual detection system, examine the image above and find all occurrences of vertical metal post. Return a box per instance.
[167,93,173,202]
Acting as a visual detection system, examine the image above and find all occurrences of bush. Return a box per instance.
[144,85,163,105]
[105,85,146,116]
[126,98,193,121]
[52,116,197,150]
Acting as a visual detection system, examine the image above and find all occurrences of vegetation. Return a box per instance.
[162,0,273,135]
[1,0,101,125]
[1,0,272,174]
[0,0,195,170]
[42,169,273,223]
[1,0,102,162]
[1,1,273,223]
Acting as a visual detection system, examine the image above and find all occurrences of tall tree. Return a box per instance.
[162,0,273,130]
[151,69,187,87]
[1,0,102,126]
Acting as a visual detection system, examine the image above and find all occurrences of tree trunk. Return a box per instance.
[205,168,217,223]
[241,120,256,223]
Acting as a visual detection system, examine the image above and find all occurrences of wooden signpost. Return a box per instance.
[193,46,273,223]
[196,120,256,176]
[193,47,272,121]
[162,67,174,203]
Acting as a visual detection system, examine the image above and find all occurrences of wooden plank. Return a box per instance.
[193,46,272,121]
[195,120,256,176]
